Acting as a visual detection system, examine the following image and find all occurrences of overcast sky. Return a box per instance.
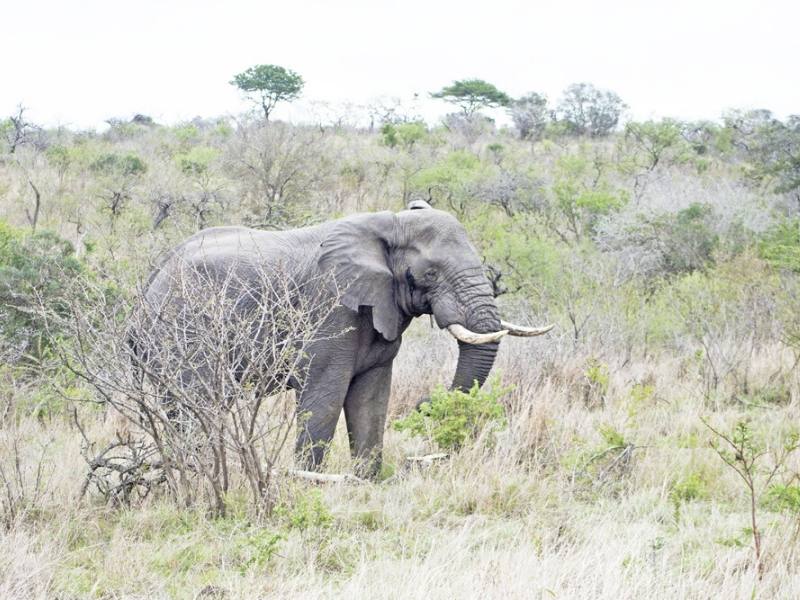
[3,0,798,129]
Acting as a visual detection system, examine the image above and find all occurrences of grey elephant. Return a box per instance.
[139,201,551,478]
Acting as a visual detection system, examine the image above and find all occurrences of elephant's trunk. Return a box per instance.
[449,339,500,392]
[447,296,502,393]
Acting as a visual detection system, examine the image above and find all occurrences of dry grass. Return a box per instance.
[2,325,800,599]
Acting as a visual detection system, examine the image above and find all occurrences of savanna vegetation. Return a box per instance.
[2,73,800,598]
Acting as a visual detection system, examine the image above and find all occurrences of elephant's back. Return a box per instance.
[144,225,322,298]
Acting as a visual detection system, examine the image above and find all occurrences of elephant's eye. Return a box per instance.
[405,268,416,290]
[424,269,437,281]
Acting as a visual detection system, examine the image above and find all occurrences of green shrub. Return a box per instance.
[759,218,800,272]
[381,121,427,149]
[276,489,333,531]
[238,529,284,572]
[175,146,218,176]
[393,376,512,451]
[89,152,147,176]
[597,424,626,448]
[671,472,707,503]
[0,220,86,363]
[766,484,800,514]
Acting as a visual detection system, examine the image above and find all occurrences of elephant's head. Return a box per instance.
[319,201,552,395]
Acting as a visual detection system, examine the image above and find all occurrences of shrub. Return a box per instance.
[393,376,512,451]
[759,218,800,272]
[175,146,218,176]
[380,121,427,149]
[276,489,333,531]
[0,220,86,364]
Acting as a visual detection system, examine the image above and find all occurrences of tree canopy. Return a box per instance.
[230,64,304,121]
[557,83,626,137]
[431,79,512,116]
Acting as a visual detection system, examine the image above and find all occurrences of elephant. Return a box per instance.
[137,200,552,478]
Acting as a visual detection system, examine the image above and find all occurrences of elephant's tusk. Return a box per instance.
[446,324,508,345]
[500,320,555,337]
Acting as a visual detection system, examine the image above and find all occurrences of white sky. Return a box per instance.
[2,0,798,129]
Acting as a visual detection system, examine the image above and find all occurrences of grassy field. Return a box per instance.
[2,323,800,599]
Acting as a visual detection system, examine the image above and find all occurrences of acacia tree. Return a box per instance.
[431,79,512,117]
[230,64,304,121]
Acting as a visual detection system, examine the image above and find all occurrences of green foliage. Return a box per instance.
[550,150,627,241]
[173,123,200,145]
[175,146,219,176]
[704,418,800,574]
[667,204,720,273]
[724,109,800,194]
[622,119,695,170]
[393,376,512,451]
[557,82,626,137]
[597,423,626,448]
[615,203,720,277]
[230,64,304,120]
[766,484,800,514]
[410,150,489,214]
[238,529,283,572]
[276,489,333,531]
[431,79,512,116]
[585,358,610,393]
[380,121,427,149]
[671,471,708,503]
[759,218,800,272]
[670,471,708,522]
[89,152,147,177]
[45,144,72,172]
[0,220,85,363]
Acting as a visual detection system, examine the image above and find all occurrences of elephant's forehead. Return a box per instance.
[397,209,468,243]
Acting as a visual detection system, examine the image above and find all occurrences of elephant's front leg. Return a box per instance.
[344,363,392,479]
[295,365,353,472]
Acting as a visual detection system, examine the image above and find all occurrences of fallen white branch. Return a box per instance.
[405,453,449,466]
[287,469,368,485]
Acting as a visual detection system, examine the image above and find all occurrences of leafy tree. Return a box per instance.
[88,152,147,230]
[557,83,626,137]
[431,79,512,117]
[410,151,490,216]
[0,105,40,154]
[598,203,720,279]
[508,92,550,140]
[725,109,800,201]
[620,119,696,199]
[230,64,304,121]
[547,150,627,243]
[623,119,692,171]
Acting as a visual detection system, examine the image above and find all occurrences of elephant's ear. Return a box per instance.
[318,212,401,341]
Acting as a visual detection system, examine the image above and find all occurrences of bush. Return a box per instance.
[380,121,427,149]
[0,220,86,364]
[393,377,512,451]
[759,218,800,272]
